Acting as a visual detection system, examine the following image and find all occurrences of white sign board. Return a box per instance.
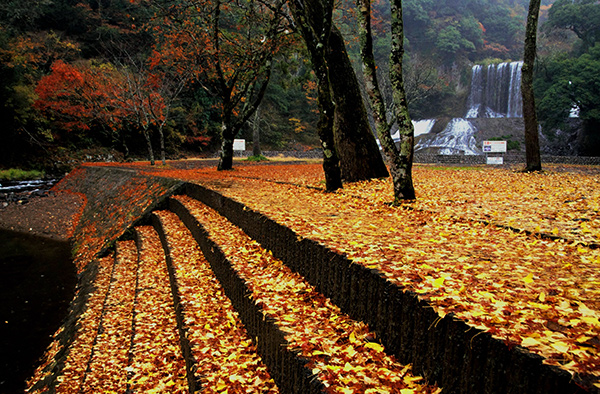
[487,156,504,165]
[233,139,246,151]
[483,140,507,153]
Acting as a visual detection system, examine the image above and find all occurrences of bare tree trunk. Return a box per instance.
[389,0,415,200]
[252,105,262,157]
[328,25,389,182]
[157,124,166,166]
[289,0,342,192]
[522,0,542,172]
[142,128,155,165]
[218,121,234,170]
[357,0,415,203]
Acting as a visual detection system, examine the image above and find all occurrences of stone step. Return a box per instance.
[129,226,188,393]
[151,209,279,393]
[168,194,441,394]
[26,232,188,393]
[79,240,137,392]
[26,254,116,393]
[180,182,584,394]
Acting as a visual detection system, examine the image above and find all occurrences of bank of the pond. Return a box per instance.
[0,229,76,394]
[0,165,184,393]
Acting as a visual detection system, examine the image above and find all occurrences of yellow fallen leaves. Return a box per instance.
[26,255,115,393]
[364,342,385,352]
[129,227,188,393]
[177,195,441,393]
[28,234,188,393]
[155,210,278,394]
[187,164,600,383]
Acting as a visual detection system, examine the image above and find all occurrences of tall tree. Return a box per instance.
[522,0,542,172]
[288,0,342,192]
[546,0,600,53]
[357,0,416,203]
[149,0,289,171]
[327,25,389,182]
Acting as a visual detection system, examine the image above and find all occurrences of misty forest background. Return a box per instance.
[1,0,598,172]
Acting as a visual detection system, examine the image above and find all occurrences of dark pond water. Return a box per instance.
[0,229,76,393]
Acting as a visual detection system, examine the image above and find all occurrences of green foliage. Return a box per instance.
[0,168,45,181]
[546,0,600,53]
[401,0,528,63]
[242,54,319,150]
[536,38,600,138]
[436,26,476,59]
[246,154,269,162]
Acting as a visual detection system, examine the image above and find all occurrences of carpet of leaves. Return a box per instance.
[148,161,600,387]
[26,160,600,392]
[27,231,187,393]
[176,195,441,394]
[154,210,279,393]
[26,255,115,393]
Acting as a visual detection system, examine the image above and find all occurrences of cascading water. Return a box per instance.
[415,118,480,155]
[415,61,524,155]
[466,61,523,119]
[390,119,436,141]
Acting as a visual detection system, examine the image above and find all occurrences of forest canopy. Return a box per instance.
[0,0,595,169]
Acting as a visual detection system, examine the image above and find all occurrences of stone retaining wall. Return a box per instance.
[53,165,184,269]
[167,198,324,394]
[183,182,587,394]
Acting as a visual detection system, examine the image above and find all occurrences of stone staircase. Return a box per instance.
[26,183,588,394]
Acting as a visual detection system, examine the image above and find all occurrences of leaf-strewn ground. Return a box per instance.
[22,159,600,392]
[143,160,600,388]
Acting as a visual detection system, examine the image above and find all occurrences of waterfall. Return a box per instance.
[414,61,523,155]
[414,118,480,155]
[465,61,523,118]
[389,119,437,141]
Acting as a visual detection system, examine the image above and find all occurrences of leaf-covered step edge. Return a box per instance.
[164,200,325,394]
[180,182,587,394]
[25,255,111,393]
[130,226,188,393]
[149,214,201,393]
[171,195,446,393]
[151,210,280,393]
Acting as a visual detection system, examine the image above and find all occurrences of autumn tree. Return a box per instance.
[0,30,81,165]
[522,0,542,172]
[148,0,289,171]
[113,49,190,165]
[357,0,416,202]
[288,0,342,191]
[34,60,126,141]
[34,58,185,164]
